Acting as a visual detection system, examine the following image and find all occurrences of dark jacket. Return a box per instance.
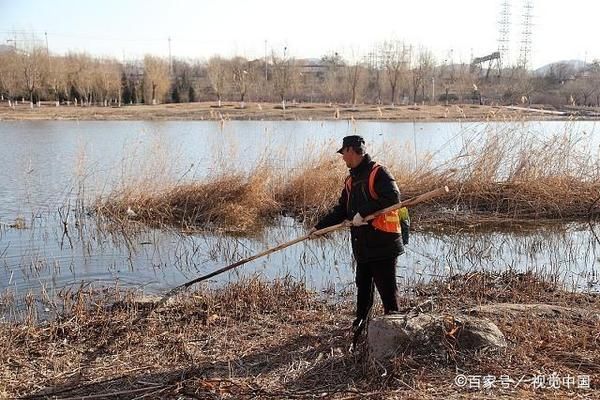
[315,154,404,263]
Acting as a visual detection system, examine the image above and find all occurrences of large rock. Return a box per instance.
[368,312,506,362]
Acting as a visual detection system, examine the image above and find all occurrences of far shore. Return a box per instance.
[1,101,598,122]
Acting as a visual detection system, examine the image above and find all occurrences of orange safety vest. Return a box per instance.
[345,164,401,233]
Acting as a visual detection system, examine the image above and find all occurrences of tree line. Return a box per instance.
[1,40,600,108]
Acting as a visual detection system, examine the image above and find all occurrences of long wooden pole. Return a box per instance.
[155,186,449,307]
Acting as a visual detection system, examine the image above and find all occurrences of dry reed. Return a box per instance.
[94,122,600,234]
[1,272,598,398]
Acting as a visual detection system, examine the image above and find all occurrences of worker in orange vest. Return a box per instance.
[310,135,404,340]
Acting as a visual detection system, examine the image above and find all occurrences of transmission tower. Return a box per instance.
[497,0,511,69]
[518,0,534,69]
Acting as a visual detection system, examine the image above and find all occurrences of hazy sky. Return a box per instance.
[0,0,596,68]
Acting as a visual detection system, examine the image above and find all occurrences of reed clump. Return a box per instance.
[2,272,598,398]
[97,164,281,234]
[429,130,600,224]
[95,123,600,233]
[278,153,346,225]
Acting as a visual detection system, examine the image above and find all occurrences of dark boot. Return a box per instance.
[351,318,367,352]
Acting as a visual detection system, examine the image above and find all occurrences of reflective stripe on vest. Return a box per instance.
[345,164,401,234]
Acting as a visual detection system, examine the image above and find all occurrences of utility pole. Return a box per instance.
[44,31,49,55]
[518,0,534,69]
[7,31,17,50]
[168,36,172,74]
[497,0,511,70]
[264,40,268,80]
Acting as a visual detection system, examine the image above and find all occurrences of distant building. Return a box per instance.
[0,44,16,54]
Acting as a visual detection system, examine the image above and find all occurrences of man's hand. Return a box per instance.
[351,213,367,227]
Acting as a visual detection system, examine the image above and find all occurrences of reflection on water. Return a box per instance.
[1,120,600,314]
[1,211,599,313]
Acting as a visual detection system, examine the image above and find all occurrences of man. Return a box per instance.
[311,135,403,335]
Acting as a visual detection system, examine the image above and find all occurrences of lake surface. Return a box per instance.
[1,120,599,315]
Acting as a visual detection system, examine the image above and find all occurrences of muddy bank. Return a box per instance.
[1,102,596,122]
[2,272,598,399]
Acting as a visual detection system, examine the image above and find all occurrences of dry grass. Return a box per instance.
[430,130,600,223]
[278,151,347,225]
[0,102,557,122]
[94,121,600,235]
[98,166,281,234]
[1,272,598,399]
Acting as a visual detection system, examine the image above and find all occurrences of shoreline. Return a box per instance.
[1,102,599,122]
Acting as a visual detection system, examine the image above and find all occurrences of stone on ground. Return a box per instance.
[368,312,506,362]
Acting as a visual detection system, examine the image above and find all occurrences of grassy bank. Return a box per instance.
[0,102,595,122]
[1,272,598,398]
[95,124,600,234]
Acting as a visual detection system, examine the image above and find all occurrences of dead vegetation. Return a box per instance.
[0,102,557,122]
[98,168,281,234]
[1,272,598,399]
[95,123,600,234]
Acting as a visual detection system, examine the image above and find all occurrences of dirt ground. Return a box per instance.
[0,101,591,122]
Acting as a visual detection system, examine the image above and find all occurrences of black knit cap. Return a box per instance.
[337,135,365,154]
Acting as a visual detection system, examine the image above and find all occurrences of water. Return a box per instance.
[1,120,599,311]
[2,119,598,218]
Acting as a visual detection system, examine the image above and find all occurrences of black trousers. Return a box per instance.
[355,257,399,321]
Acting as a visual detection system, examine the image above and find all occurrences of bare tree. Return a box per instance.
[143,55,170,105]
[95,58,122,106]
[364,60,383,104]
[590,61,600,106]
[454,62,478,103]
[271,53,297,110]
[67,53,94,105]
[576,73,597,107]
[0,51,19,104]
[380,41,410,105]
[18,46,47,104]
[498,67,539,105]
[344,60,364,107]
[230,56,253,108]
[546,62,576,84]
[321,52,344,103]
[564,77,595,107]
[411,49,434,103]
[170,59,196,103]
[46,56,69,103]
[207,56,227,107]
